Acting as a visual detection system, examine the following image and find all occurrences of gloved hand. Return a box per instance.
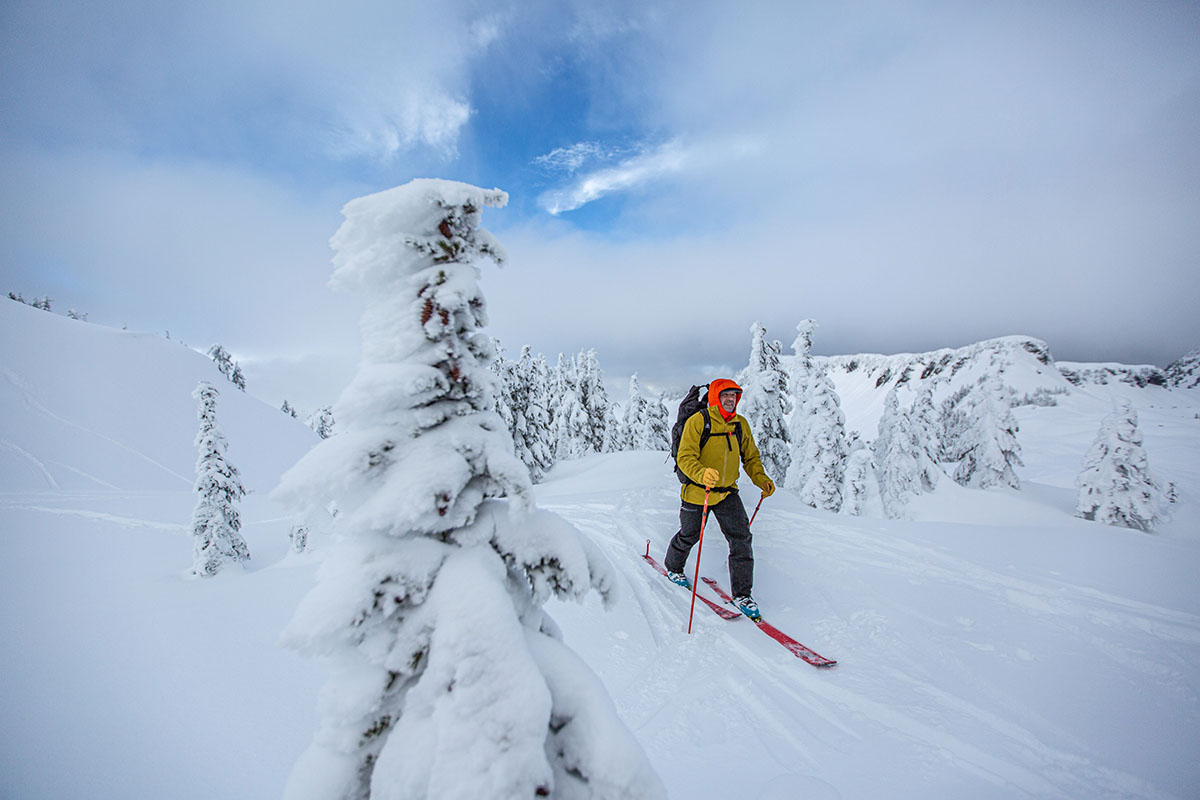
[701,468,720,489]
[760,479,776,498]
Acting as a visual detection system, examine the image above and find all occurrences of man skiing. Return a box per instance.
[665,379,776,620]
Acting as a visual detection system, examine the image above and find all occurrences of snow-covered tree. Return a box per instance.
[841,434,876,517]
[577,349,611,454]
[208,344,234,380]
[873,388,923,518]
[498,345,555,483]
[787,365,848,512]
[288,523,309,553]
[952,378,1022,489]
[273,179,662,800]
[553,353,591,460]
[622,374,670,451]
[739,322,791,482]
[1076,402,1161,531]
[307,406,336,439]
[190,381,249,576]
[230,362,246,391]
[282,400,299,418]
[910,383,942,491]
[785,320,819,474]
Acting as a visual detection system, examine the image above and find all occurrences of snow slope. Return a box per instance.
[3,300,1199,799]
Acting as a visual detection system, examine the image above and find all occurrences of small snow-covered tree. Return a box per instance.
[739,322,792,482]
[577,349,611,454]
[1076,402,1161,531]
[273,179,662,800]
[873,388,923,518]
[841,434,876,517]
[208,344,234,380]
[282,400,299,418]
[230,362,246,391]
[952,378,1022,489]
[622,374,670,451]
[307,406,336,439]
[786,320,819,477]
[190,381,249,576]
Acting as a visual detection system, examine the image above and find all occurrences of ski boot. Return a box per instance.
[666,570,691,589]
[733,595,761,621]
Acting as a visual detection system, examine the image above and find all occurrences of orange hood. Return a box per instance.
[708,378,743,421]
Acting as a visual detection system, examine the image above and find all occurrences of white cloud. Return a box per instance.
[533,142,608,174]
[538,140,690,214]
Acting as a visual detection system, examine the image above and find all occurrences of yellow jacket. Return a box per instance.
[676,405,771,506]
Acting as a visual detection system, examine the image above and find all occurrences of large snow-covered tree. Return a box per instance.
[787,365,848,512]
[873,388,923,518]
[189,381,249,576]
[1076,402,1161,531]
[553,353,591,461]
[910,383,942,491]
[513,346,556,482]
[785,320,819,479]
[951,378,1022,489]
[577,349,611,454]
[739,322,791,482]
[273,179,662,800]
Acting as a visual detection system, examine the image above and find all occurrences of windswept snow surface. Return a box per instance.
[3,299,1199,798]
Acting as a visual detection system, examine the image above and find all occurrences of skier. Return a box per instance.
[665,379,776,619]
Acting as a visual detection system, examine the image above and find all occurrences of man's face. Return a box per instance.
[719,389,739,413]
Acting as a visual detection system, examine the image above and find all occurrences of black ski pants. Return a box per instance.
[663,491,754,598]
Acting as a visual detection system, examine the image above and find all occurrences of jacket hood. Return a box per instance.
[708,378,743,421]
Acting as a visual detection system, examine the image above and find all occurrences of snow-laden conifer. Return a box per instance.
[951,378,1022,489]
[785,320,819,477]
[578,349,611,454]
[739,322,791,482]
[509,346,555,482]
[1076,402,1161,531]
[189,381,249,576]
[788,365,848,512]
[873,388,923,518]
[273,179,662,800]
[621,373,670,451]
[553,354,592,460]
[307,406,336,439]
[910,383,942,491]
[841,434,876,517]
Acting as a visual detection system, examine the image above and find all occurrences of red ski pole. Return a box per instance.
[687,488,712,635]
[748,493,765,528]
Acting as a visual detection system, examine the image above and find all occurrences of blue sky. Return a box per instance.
[2,0,1198,411]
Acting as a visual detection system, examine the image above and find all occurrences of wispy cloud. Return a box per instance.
[538,140,690,214]
[533,142,609,175]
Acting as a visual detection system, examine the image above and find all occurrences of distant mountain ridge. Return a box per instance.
[1165,349,1200,390]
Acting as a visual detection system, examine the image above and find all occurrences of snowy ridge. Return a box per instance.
[1058,361,1169,389]
[1164,348,1200,390]
[815,335,1070,440]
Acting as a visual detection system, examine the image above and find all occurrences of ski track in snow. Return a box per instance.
[0,438,59,489]
[542,483,1191,800]
[1,367,192,488]
[0,501,188,533]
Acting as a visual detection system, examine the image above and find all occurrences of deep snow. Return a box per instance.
[2,299,1199,799]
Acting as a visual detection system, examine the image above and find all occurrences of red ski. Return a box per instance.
[702,577,837,667]
[642,541,740,620]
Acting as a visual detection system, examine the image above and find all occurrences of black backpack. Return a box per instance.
[670,384,743,485]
